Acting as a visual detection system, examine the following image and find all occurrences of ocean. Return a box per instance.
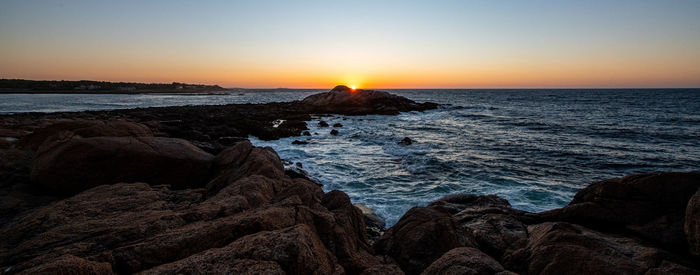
[2,89,699,226]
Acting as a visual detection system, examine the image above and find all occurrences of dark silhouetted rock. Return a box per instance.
[303,131,311,136]
[302,85,438,115]
[686,188,700,257]
[333,123,343,127]
[330,129,339,135]
[421,247,507,275]
[398,137,412,145]
[292,140,309,145]
[31,136,214,194]
[374,206,475,275]
[319,121,329,127]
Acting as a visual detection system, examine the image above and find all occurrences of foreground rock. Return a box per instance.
[374,207,476,274]
[686,189,700,257]
[373,172,700,274]
[1,95,699,274]
[536,172,700,254]
[1,142,381,274]
[32,136,214,194]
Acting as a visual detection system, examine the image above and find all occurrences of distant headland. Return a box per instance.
[0,79,226,94]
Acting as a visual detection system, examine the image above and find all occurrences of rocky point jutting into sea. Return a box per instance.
[0,86,698,274]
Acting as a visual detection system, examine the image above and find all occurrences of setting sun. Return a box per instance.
[351,86,356,90]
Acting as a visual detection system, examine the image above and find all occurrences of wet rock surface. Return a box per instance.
[398,137,412,145]
[0,88,699,274]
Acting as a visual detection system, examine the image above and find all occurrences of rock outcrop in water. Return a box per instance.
[302,85,437,115]
[0,88,699,274]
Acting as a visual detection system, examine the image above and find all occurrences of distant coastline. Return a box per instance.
[0,79,230,94]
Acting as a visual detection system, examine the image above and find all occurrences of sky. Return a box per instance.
[1,0,699,88]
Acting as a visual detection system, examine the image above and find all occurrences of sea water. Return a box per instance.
[2,89,699,226]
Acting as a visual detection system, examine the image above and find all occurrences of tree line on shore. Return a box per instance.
[0,79,224,91]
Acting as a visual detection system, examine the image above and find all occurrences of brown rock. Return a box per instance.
[141,259,285,275]
[229,224,340,274]
[31,136,214,194]
[22,119,153,151]
[511,222,696,275]
[316,190,380,274]
[685,188,700,257]
[361,264,405,275]
[431,194,530,261]
[206,142,286,195]
[110,204,299,273]
[0,183,203,273]
[19,255,114,275]
[536,172,700,252]
[421,247,506,275]
[374,206,475,275]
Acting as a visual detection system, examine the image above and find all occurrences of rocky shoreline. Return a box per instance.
[0,86,698,274]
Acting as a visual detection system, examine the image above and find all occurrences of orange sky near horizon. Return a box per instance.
[1,1,700,89]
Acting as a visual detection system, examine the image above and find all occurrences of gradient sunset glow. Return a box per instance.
[1,0,699,88]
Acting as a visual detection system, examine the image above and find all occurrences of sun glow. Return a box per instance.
[351,86,357,90]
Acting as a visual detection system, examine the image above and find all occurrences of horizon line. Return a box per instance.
[2,78,698,90]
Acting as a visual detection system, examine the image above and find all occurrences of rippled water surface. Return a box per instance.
[251,89,700,225]
[3,89,699,225]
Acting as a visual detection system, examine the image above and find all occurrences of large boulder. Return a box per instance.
[301,85,437,115]
[31,136,214,194]
[536,172,700,252]
[430,194,531,262]
[206,141,287,195]
[22,119,153,150]
[507,222,698,275]
[374,206,475,275]
[686,188,700,257]
[421,247,508,275]
[141,225,342,275]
